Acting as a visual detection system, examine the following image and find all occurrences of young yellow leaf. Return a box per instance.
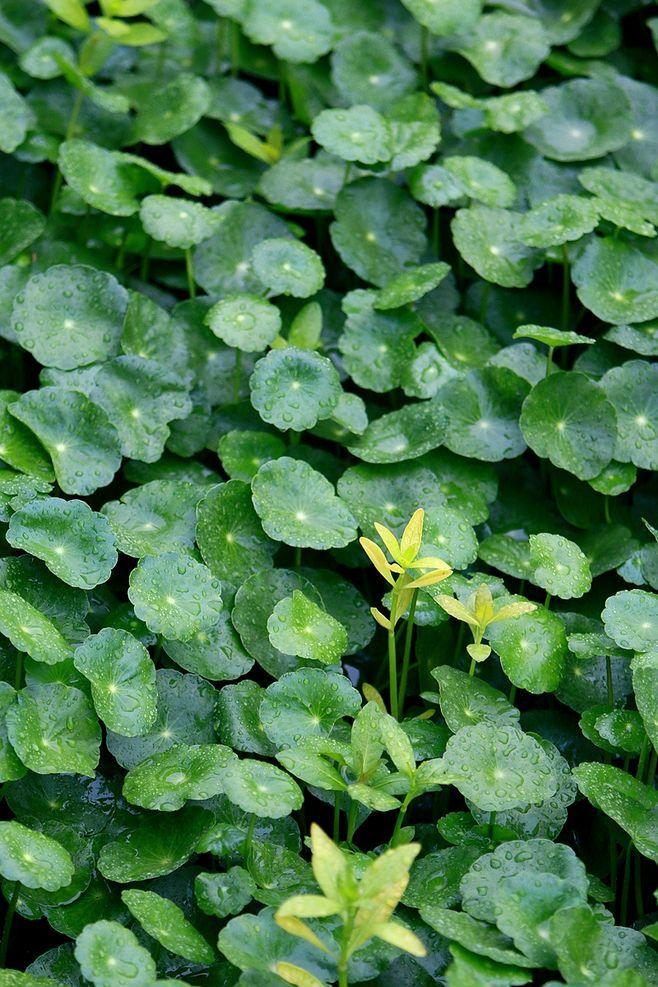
[45,0,90,30]
[275,963,328,987]
[276,895,339,919]
[435,595,479,627]
[379,713,416,777]
[406,569,452,589]
[362,683,387,713]
[467,642,491,662]
[359,537,395,585]
[374,522,402,563]
[275,915,332,954]
[413,556,452,572]
[225,122,280,163]
[310,823,351,903]
[489,600,538,624]
[375,920,427,957]
[473,584,495,628]
[370,607,391,630]
[400,508,424,558]
[352,843,420,945]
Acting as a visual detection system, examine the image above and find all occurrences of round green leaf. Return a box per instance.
[346,401,447,464]
[7,498,116,590]
[0,589,72,665]
[135,73,210,145]
[11,265,127,370]
[259,157,343,212]
[251,458,357,549]
[196,480,276,588]
[0,199,45,267]
[106,668,217,770]
[214,680,274,756]
[437,367,528,462]
[101,480,200,559]
[300,568,374,656]
[128,552,223,641]
[517,194,599,247]
[9,387,122,495]
[513,324,594,348]
[221,758,303,818]
[6,683,101,777]
[524,78,632,161]
[409,163,465,208]
[218,429,286,481]
[573,762,658,862]
[267,591,348,664]
[571,237,658,323]
[0,821,73,891]
[75,920,157,987]
[460,837,587,925]
[420,907,535,968]
[251,238,325,298]
[122,742,236,811]
[600,360,658,469]
[0,390,53,483]
[439,721,558,811]
[250,347,341,432]
[487,603,567,694]
[431,665,519,734]
[330,178,426,287]
[520,371,617,479]
[121,889,214,965]
[259,668,360,748]
[331,31,416,109]
[206,295,281,353]
[97,806,211,883]
[73,628,157,738]
[242,0,334,63]
[339,289,418,393]
[195,867,255,919]
[374,263,450,311]
[602,589,658,652]
[528,533,592,599]
[443,156,517,208]
[312,106,392,165]
[452,207,538,288]
[139,195,219,249]
[453,13,550,88]
[163,610,254,681]
[232,568,323,678]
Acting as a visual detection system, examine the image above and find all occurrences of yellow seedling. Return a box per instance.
[436,584,537,675]
[359,509,452,719]
[275,824,425,987]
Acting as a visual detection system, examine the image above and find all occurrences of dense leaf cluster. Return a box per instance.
[0,0,656,985]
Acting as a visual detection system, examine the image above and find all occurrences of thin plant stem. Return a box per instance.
[185,249,196,299]
[50,89,84,214]
[604,496,611,524]
[14,652,23,691]
[561,243,570,331]
[391,791,413,845]
[544,592,551,610]
[294,546,302,569]
[338,913,354,987]
[140,238,152,282]
[488,810,496,840]
[619,842,632,925]
[432,208,440,257]
[609,830,617,895]
[508,684,517,704]
[243,813,257,860]
[346,799,358,843]
[646,748,657,788]
[398,589,418,716]
[332,792,342,842]
[0,883,19,968]
[343,162,352,186]
[634,848,644,916]
[605,655,614,708]
[546,346,554,377]
[388,629,399,719]
[468,657,476,677]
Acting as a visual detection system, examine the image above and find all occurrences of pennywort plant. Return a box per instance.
[0,0,656,984]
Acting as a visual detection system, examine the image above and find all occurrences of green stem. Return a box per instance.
[398,590,418,716]
[646,748,657,788]
[338,913,354,987]
[546,345,554,377]
[332,792,342,842]
[343,162,352,186]
[561,243,570,331]
[488,811,496,840]
[609,831,617,895]
[346,800,358,843]
[604,496,611,524]
[388,629,398,719]
[294,546,302,569]
[243,813,257,860]
[391,791,413,845]
[432,209,440,257]
[0,883,19,967]
[605,655,614,708]
[14,653,23,691]
[185,249,196,299]
[468,657,476,677]
[619,842,632,925]
[508,684,517,705]
[637,737,649,781]
[50,89,84,214]
[544,592,551,610]
[140,238,152,283]
[634,848,644,916]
